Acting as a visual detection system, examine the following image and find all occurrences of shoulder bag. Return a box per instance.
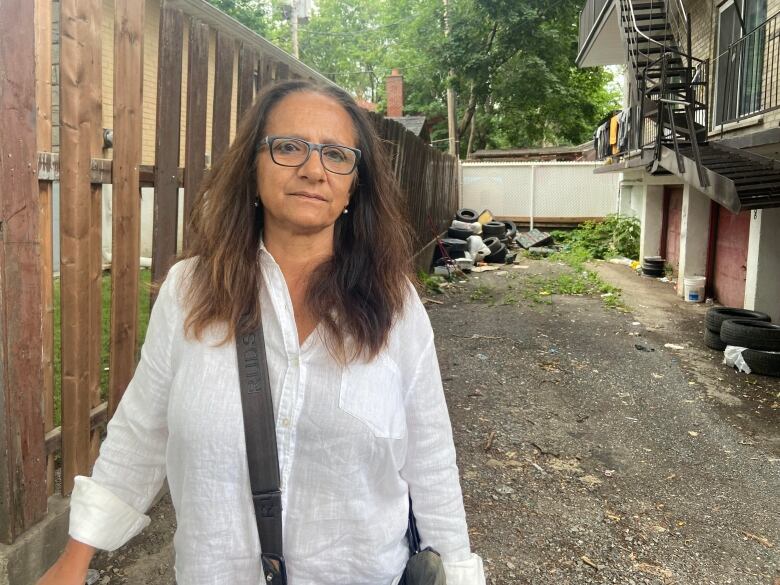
[236,318,446,585]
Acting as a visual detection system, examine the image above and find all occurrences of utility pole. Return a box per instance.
[291,0,299,59]
[443,0,457,157]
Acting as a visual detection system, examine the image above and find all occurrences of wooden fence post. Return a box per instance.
[211,30,234,166]
[182,18,209,250]
[88,0,104,465]
[59,0,103,495]
[0,0,47,541]
[152,3,184,288]
[35,0,56,496]
[109,0,145,415]
[236,42,256,121]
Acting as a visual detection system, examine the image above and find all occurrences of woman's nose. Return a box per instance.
[297,148,326,180]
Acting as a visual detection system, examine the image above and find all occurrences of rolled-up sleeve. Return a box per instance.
[69,263,183,550]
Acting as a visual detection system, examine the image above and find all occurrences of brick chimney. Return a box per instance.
[386,68,403,117]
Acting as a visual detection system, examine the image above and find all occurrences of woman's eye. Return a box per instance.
[324,148,348,163]
[275,140,304,153]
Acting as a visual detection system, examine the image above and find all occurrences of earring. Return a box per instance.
[253,201,259,208]
[343,206,349,215]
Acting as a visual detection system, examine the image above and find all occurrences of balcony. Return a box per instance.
[577,0,624,67]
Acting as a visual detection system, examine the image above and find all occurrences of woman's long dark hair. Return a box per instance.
[180,80,413,362]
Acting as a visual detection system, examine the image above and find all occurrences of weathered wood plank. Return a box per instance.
[59,0,100,497]
[152,2,184,287]
[88,0,104,465]
[236,42,255,120]
[182,18,209,251]
[45,402,109,456]
[36,152,184,187]
[35,0,56,497]
[211,30,234,166]
[109,0,145,416]
[260,57,274,92]
[0,0,47,542]
[275,62,289,81]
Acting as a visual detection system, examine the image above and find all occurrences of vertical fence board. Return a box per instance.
[182,19,209,250]
[152,3,184,287]
[59,0,98,496]
[109,0,145,416]
[236,42,255,120]
[35,0,56,496]
[211,30,233,165]
[88,0,104,464]
[0,0,46,542]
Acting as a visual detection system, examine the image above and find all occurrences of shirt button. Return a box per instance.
[291,355,300,367]
[282,418,290,427]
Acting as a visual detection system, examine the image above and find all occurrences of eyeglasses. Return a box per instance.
[259,136,361,175]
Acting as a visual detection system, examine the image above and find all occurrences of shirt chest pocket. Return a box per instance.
[339,355,407,440]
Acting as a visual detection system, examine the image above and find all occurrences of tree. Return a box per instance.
[205,0,620,153]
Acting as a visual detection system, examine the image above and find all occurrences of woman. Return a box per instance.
[38,80,485,585]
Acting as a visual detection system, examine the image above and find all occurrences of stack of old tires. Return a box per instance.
[705,307,780,377]
[445,208,517,264]
[641,256,665,278]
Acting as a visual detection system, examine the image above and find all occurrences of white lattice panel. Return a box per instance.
[461,162,621,219]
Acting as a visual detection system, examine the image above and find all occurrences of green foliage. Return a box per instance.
[418,270,445,294]
[204,0,620,151]
[553,215,641,261]
[522,270,626,310]
[207,0,273,36]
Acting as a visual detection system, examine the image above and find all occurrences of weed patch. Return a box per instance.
[470,284,496,303]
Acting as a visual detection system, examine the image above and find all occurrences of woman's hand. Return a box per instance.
[35,538,95,585]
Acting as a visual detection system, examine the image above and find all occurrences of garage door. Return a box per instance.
[711,205,750,307]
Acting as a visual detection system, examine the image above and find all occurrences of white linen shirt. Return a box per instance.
[69,249,485,585]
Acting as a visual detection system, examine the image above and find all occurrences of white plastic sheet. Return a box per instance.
[723,345,751,374]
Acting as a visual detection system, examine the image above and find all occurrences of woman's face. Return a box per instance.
[256,91,358,237]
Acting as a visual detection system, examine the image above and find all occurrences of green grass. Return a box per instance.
[469,284,496,303]
[522,269,626,311]
[53,269,152,426]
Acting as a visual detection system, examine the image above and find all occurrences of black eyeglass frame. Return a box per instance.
[258,135,362,175]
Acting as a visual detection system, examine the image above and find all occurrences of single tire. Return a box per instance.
[742,348,780,377]
[500,219,518,241]
[704,328,726,351]
[721,319,780,351]
[482,236,502,254]
[441,237,468,253]
[705,307,770,333]
[455,208,478,223]
[482,221,507,238]
[641,266,664,277]
[447,226,473,240]
[485,243,508,263]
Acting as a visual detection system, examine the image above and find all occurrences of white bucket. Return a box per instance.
[684,276,706,303]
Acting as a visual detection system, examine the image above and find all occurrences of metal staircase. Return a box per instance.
[617,0,780,212]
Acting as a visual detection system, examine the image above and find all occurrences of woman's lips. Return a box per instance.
[290,191,327,202]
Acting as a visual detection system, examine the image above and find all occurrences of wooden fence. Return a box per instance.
[0,0,457,545]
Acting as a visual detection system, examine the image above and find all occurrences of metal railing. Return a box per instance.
[579,0,612,52]
[715,10,780,129]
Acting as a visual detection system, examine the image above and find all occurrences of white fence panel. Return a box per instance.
[461,161,621,222]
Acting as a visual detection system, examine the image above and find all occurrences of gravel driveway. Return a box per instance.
[90,257,780,585]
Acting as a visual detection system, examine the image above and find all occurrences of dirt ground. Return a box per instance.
[90,256,780,585]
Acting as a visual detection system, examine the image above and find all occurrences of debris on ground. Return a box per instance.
[515,229,553,250]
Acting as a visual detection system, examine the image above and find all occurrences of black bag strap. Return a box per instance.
[236,318,287,585]
[406,496,421,554]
